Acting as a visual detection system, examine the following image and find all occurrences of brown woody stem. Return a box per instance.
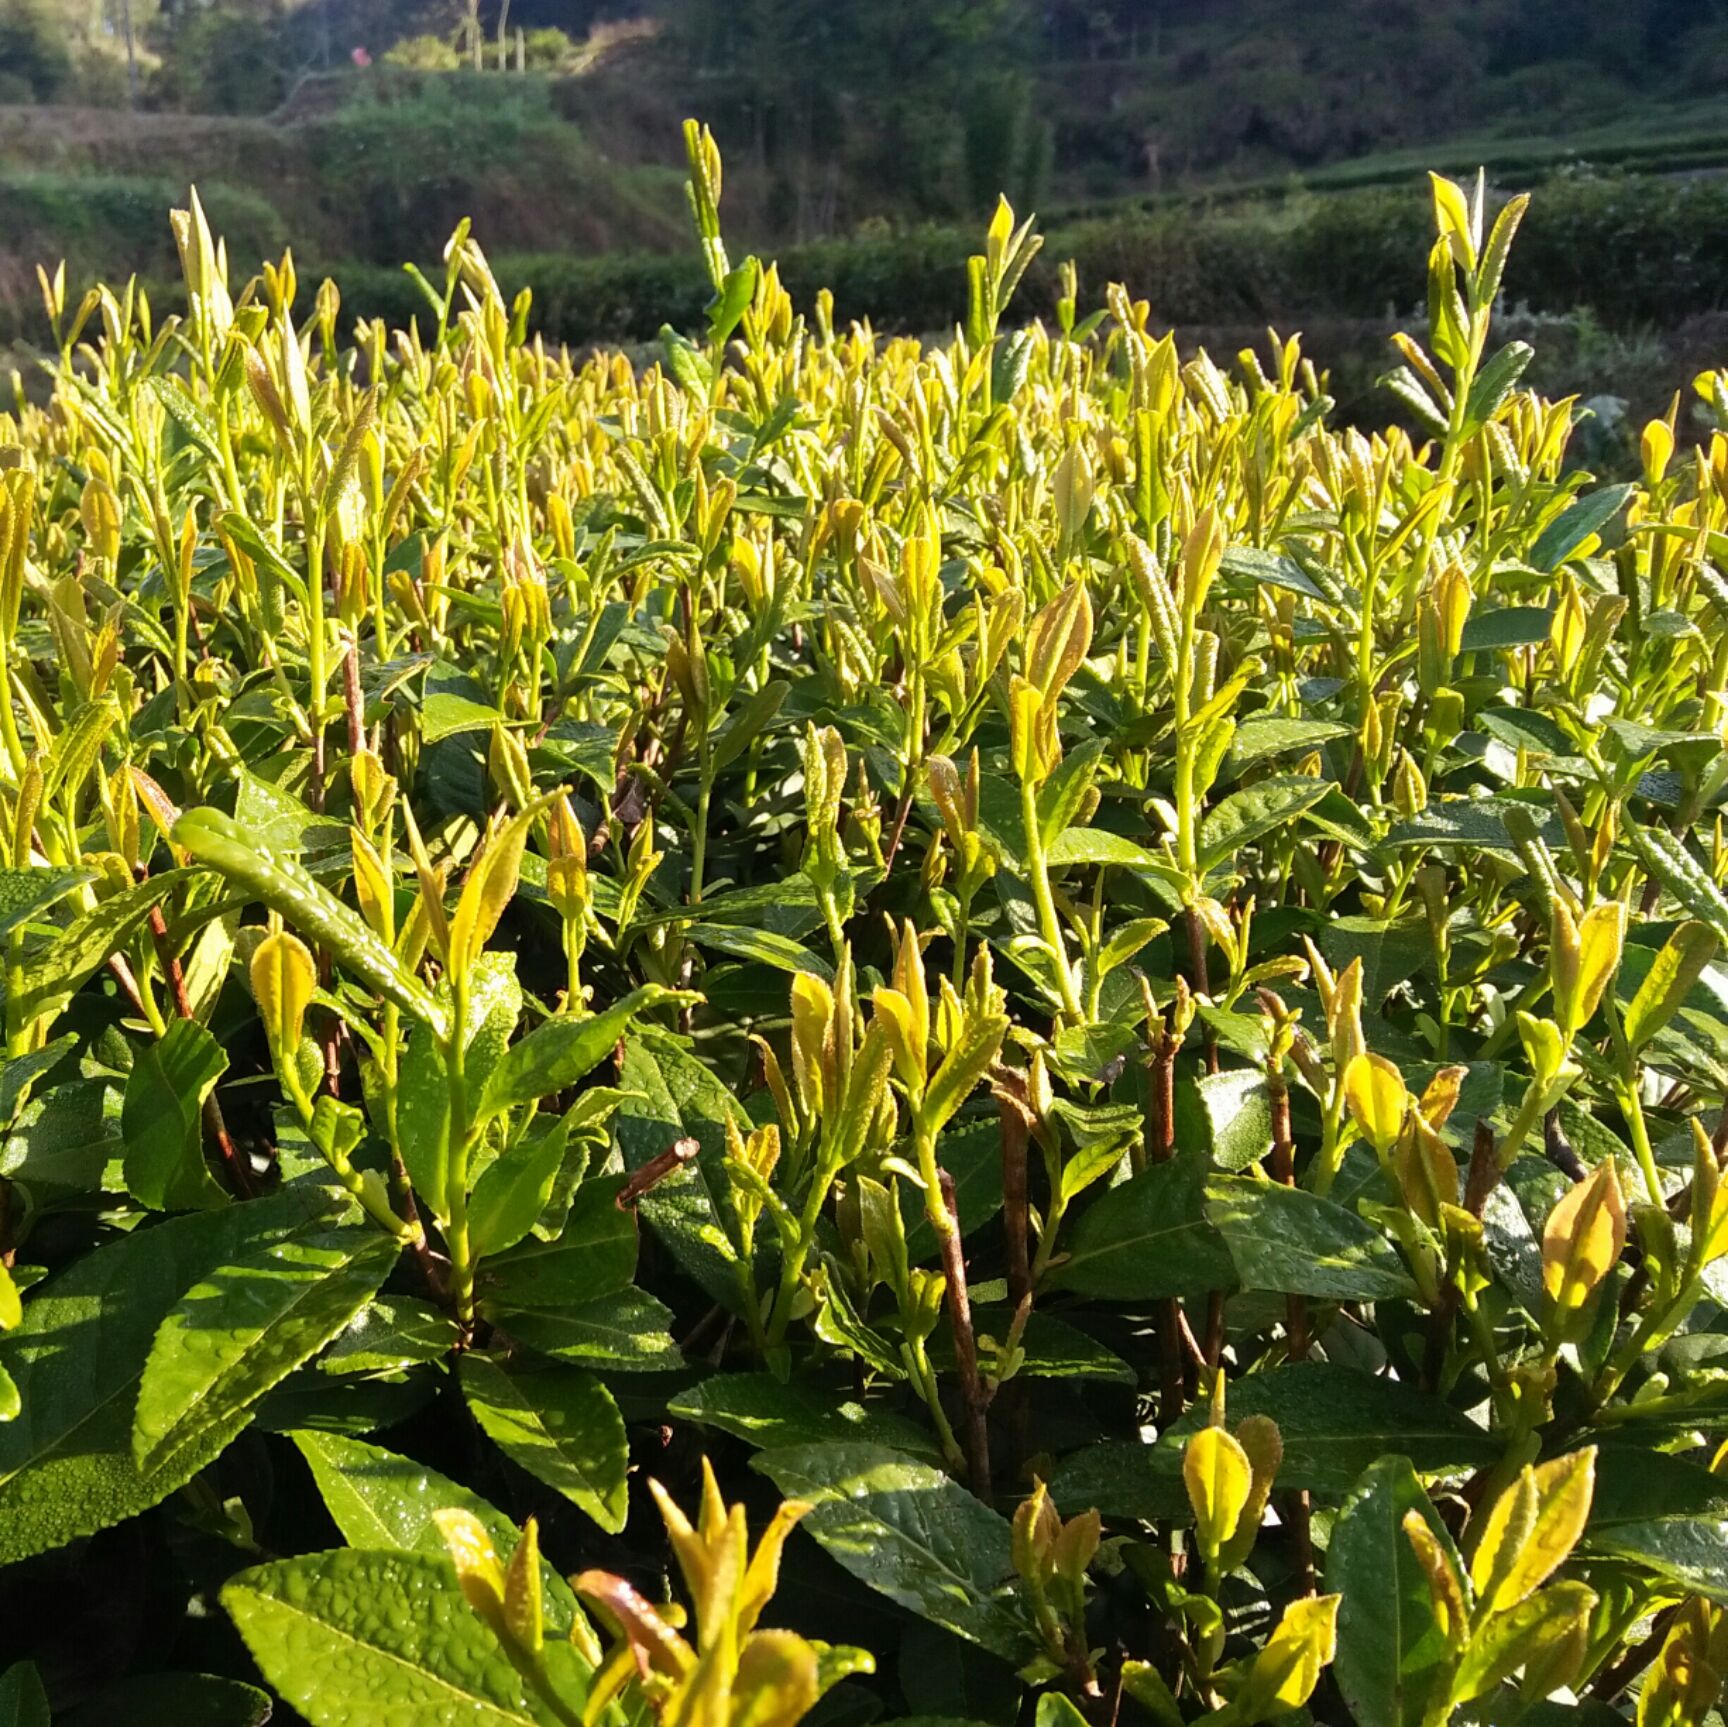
[938,1168,992,1504]
[1148,1011,1187,1423]
[1268,1052,1314,1594]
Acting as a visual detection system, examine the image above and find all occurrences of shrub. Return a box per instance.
[4,134,1728,1727]
[0,0,68,102]
[327,173,1728,354]
[380,30,460,70]
[160,6,288,114]
[520,25,578,70]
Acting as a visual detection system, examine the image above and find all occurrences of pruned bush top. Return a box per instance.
[1,136,1727,1727]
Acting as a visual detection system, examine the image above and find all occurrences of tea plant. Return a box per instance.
[1,135,1728,1727]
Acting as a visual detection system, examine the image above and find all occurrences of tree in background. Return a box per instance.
[0,0,69,99]
[153,0,287,111]
[676,0,1045,233]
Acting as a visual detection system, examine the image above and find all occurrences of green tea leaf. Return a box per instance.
[1385,796,1561,855]
[1326,1456,1457,1727]
[458,1352,628,1532]
[224,1549,544,1726]
[1163,1364,1497,1493]
[754,1442,1036,1660]
[480,985,676,1117]
[0,1663,49,1727]
[10,873,185,1030]
[1219,545,1332,602]
[1192,1068,1272,1170]
[1198,776,1332,872]
[0,867,91,941]
[58,1673,272,1727]
[1630,824,1728,945]
[1,1075,122,1204]
[0,1034,77,1128]
[1584,1515,1728,1605]
[122,1018,230,1212]
[1226,716,1350,774]
[1528,483,1636,572]
[710,677,788,772]
[1046,1150,1236,1299]
[481,1174,637,1308]
[319,1297,458,1376]
[1459,606,1555,650]
[681,921,835,978]
[0,1190,331,1563]
[1206,1176,1417,1301]
[1049,1441,1188,1522]
[1044,828,1161,869]
[487,1287,682,1371]
[672,1372,944,1460]
[133,1213,397,1474]
[420,687,503,743]
[467,1128,566,1259]
[1622,921,1721,1049]
[174,808,444,1032]
[933,1307,1133,1385]
[616,1031,750,1312]
[291,1429,578,1632]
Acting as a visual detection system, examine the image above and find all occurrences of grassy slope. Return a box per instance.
[0,69,693,296]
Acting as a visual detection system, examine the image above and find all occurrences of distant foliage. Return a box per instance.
[0,0,68,102]
[379,28,460,69]
[156,6,287,115]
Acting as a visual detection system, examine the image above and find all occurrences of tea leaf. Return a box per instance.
[291,1430,580,1633]
[133,1215,397,1475]
[754,1443,1035,1659]
[0,867,91,942]
[616,1033,751,1312]
[459,1353,629,1532]
[672,1373,944,1461]
[224,1549,544,1726]
[485,1287,682,1371]
[479,985,679,1116]
[1162,1364,1497,1495]
[1529,484,1637,572]
[1542,1162,1626,1331]
[1345,1053,1406,1154]
[1623,921,1721,1048]
[1047,1150,1235,1299]
[1238,1593,1340,1718]
[175,809,444,1032]
[481,1175,637,1308]
[1183,1424,1251,1562]
[122,1018,230,1212]
[1326,1456,1458,1727]
[1470,1446,1596,1617]
[0,1663,49,1727]
[10,873,186,1030]
[1198,776,1332,873]
[1630,825,1728,944]
[1207,1176,1418,1300]
[0,1191,331,1564]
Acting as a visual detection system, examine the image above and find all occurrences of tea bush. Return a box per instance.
[312,171,1728,354]
[3,130,1728,1726]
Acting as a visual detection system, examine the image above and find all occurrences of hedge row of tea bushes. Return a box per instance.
[7,165,1728,355]
[325,170,1728,348]
[4,129,1728,1724]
